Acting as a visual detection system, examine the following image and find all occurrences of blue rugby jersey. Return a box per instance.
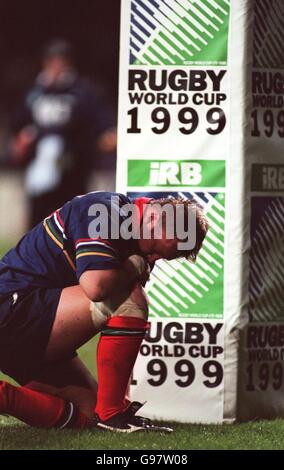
[0,192,149,295]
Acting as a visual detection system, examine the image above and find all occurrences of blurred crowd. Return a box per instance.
[0,38,117,233]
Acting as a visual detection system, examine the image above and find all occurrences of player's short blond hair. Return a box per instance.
[148,197,209,262]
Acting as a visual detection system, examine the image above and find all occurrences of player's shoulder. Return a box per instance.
[70,191,130,212]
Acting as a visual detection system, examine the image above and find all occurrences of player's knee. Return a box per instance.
[114,283,149,321]
[90,283,149,326]
[116,305,149,321]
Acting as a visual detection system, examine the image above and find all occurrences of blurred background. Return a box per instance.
[0,0,120,245]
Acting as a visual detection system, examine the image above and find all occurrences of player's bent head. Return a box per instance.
[42,39,74,65]
[139,197,209,262]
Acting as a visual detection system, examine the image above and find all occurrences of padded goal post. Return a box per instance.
[117,0,284,423]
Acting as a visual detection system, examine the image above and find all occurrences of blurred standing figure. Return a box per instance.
[10,39,116,228]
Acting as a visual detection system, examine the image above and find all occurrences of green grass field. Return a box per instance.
[1,241,284,450]
[1,416,284,450]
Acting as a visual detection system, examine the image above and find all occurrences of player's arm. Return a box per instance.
[9,92,38,165]
[79,255,148,302]
[72,200,149,301]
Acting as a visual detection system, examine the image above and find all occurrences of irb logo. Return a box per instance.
[149,162,202,186]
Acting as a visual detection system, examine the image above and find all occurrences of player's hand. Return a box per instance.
[139,262,151,286]
[146,254,162,271]
[97,127,117,153]
[10,125,38,163]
